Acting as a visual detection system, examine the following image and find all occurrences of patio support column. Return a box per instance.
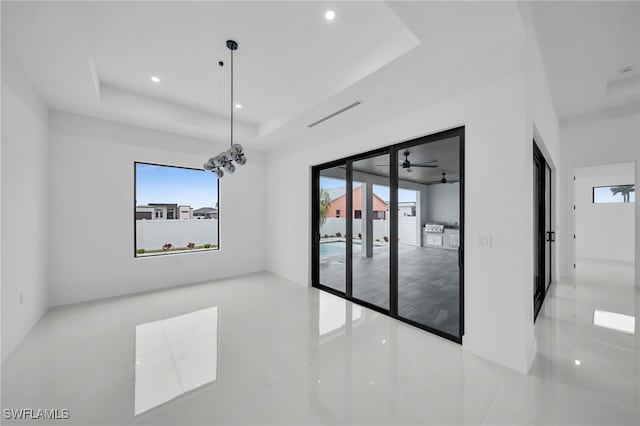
[361,181,374,257]
[419,186,429,246]
[415,190,423,246]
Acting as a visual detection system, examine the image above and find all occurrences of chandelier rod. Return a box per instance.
[230,43,234,148]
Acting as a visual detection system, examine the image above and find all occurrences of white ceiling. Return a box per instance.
[3,1,539,151]
[527,1,640,121]
[86,1,412,126]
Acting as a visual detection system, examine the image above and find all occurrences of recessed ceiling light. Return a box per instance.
[235,104,243,109]
[150,76,160,83]
[574,360,581,366]
[325,10,336,21]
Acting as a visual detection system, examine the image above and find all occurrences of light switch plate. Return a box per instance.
[478,234,492,248]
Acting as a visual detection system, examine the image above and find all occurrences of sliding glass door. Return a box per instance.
[312,127,465,343]
[395,137,462,337]
[317,164,348,294]
[351,154,390,311]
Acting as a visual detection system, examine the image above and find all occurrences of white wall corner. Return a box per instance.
[525,337,538,373]
[1,54,51,362]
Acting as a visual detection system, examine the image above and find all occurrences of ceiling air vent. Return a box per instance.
[307,101,362,128]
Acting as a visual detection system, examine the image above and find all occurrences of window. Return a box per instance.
[135,162,219,257]
[593,185,635,204]
[373,210,385,220]
[336,209,341,218]
[354,210,362,219]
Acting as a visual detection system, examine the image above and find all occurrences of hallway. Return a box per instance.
[530,258,639,422]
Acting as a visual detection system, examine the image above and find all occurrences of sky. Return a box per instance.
[593,185,635,203]
[320,176,417,202]
[135,163,218,209]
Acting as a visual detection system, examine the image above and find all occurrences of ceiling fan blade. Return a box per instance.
[429,179,459,184]
[410,164,438,168]
[412,160,438,165]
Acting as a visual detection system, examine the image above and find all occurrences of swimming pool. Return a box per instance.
[319,240,361,256]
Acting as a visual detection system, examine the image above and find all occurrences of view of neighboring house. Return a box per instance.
[136,203,195,220]
[179,205,192,219]
[323,186,387,220]
[398,201,416,217]
[135,205,155,220]
[193,207,218,219]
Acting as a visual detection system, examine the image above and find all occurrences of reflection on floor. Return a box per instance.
[320,244,459,336]
[530,257,639,423]
[1,263,638,425]
[135,307,219,415]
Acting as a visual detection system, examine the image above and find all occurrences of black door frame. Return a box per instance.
[311,126,465,344]
[533,142,553,320]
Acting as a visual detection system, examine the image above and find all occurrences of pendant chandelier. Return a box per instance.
[204,39,246,178]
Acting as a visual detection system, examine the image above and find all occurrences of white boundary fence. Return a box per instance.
[320,217,418,246]
[136,219,218,250]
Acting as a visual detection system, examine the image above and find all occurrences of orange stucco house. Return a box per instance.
[324,186,387,220]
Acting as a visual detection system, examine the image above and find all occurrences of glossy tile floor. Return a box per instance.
[2,260,639,425]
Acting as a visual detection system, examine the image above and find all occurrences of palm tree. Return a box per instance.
[319,189,331,225]
[609,185,635,203]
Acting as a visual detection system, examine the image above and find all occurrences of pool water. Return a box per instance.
[320,240,361,256]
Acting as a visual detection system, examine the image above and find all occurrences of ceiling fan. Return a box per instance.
[376,150,438,172]
[436,172,459,184]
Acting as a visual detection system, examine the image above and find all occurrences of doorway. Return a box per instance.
[533,142,553,320]
[311,127,464,342]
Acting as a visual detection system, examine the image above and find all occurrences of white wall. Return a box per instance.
[520,6,562,367]
[397,216,417,246]
[559,113,640,277]
[48,111,267,305]
[637,135,640,288]
[266,67,540,373]
[524,8,561,294]
[1,58,50,361]
[575,163,635,262]
[426,183,460,225]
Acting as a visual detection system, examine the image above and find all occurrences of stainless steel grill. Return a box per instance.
[424,224,444,233]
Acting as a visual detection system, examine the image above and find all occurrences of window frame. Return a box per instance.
[134,161,220,258]
[592,184,635,204]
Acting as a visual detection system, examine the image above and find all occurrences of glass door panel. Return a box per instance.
[534,155,542,313]
[545,164,552,289]
[351,154,390,310]
[533,142,551,320]
[396,137,462,337]
[319,165,348,293]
